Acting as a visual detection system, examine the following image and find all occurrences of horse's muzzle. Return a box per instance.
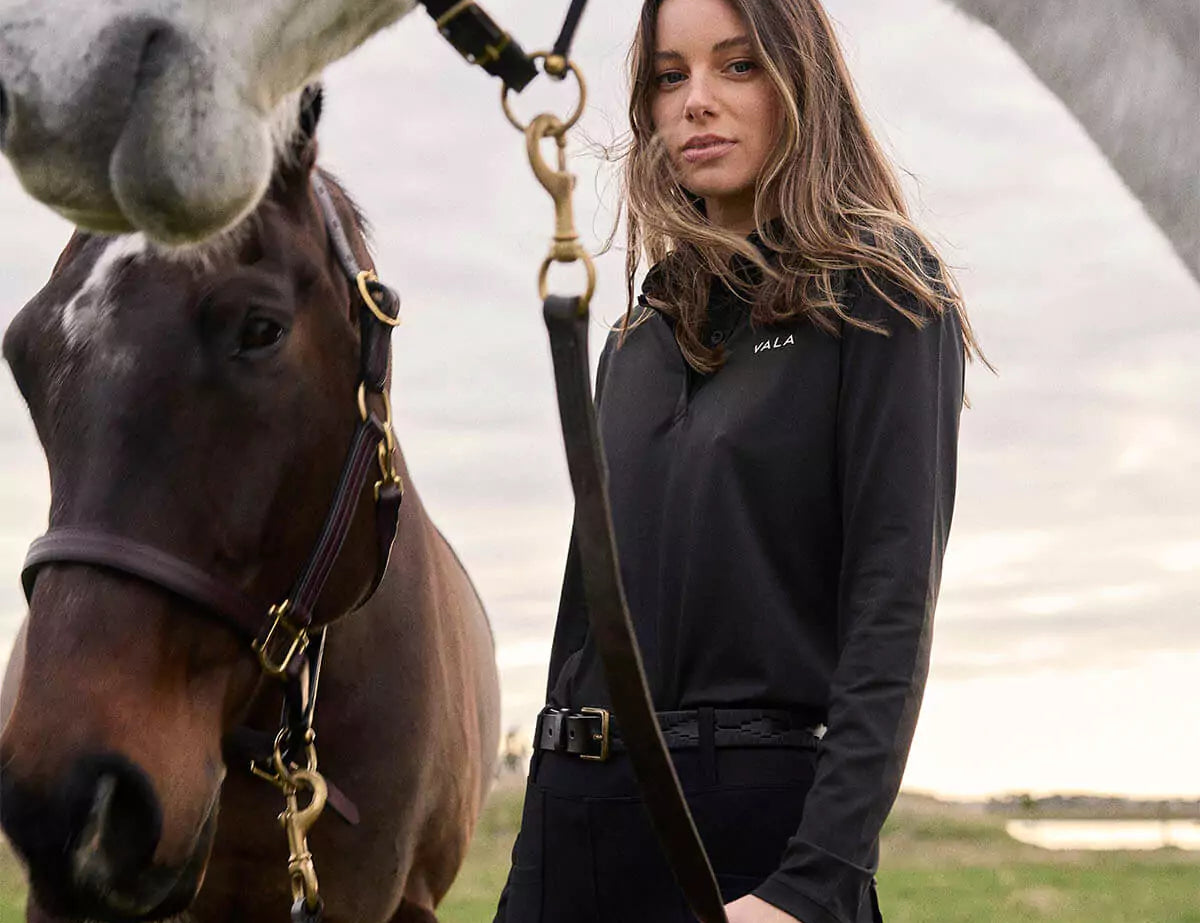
[0,752,217,920]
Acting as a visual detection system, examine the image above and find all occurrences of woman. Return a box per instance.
[494,0,989,921]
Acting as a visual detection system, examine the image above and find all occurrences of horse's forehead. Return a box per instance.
[57,234,151,349]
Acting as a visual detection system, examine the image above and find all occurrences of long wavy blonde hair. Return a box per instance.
[616,0,992,379]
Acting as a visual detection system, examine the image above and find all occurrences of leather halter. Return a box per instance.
[20,171,404,684]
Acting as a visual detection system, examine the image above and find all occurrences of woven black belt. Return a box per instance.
[534,705,825,762]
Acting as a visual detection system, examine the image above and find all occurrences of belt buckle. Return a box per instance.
[579,706,610,762]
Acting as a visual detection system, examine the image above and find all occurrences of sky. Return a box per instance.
[0,0,1196,800]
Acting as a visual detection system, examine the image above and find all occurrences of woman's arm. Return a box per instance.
[752,278,967,923]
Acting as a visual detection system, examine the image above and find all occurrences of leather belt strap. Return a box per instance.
[543,294,728,923]
[535,706,825,759]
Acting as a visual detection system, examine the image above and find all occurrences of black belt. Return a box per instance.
[535,706,825,762]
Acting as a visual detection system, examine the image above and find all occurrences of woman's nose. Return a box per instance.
[683,72,718,121]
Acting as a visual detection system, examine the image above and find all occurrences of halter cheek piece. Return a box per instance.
[19,171,401,814]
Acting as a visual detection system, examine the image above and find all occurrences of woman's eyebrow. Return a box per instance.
[653,35,752,63]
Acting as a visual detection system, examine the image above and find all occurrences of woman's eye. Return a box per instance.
[656,71,685,87]
[729,60,757,76]
[238,315,286,354]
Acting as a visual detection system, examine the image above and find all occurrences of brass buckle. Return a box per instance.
[253,600,309,679]
[579,706,610,762]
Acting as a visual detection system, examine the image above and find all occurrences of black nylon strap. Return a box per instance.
[542,294,728,923]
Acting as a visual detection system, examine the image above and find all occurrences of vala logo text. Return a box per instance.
[754,334,795,355]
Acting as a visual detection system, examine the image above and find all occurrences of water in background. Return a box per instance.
[1007,820,1200,851]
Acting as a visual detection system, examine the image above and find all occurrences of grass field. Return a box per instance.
[436,783,1200,923]
[0,785,1195,922]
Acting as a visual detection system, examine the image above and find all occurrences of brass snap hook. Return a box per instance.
[526,112,596,311]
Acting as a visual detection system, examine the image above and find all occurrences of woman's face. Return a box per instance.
[649,0,781,233]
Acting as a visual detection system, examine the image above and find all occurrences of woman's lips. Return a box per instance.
[682,140,736,164]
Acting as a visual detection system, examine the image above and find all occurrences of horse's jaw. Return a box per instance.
[0,0,418,244]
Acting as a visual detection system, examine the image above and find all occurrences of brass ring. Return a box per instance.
[538,252,596,314]
[357,383,394,429]
[356,270,402,327]
[502,52,587,135]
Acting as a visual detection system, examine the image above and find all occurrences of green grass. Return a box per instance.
[435,784,1200,923]
[0,846,26,922]
[1,786,1196,922]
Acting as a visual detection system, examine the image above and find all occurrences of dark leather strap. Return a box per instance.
[542,294,728,923]
[284,416,387,629]
[551,0,588,63]
[419,0,538,91]
[22,529,265,641]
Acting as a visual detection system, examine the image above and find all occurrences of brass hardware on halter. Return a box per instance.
[253,600,310,679]
[251,732,328,920]
[281,768,327,917]
[356,270,402,327]
[356,384,404,501]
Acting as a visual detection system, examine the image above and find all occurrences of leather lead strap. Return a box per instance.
[551,0,588,63]
[419,0,539,91]
[542,295,728,923]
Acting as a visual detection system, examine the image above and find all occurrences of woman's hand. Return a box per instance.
[724,894,803,922]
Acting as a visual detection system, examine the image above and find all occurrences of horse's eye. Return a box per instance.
[238,315,287,354]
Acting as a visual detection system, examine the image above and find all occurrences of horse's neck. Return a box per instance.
[946,0,1199,277]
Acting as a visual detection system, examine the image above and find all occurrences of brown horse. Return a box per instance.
[0,110,500,922]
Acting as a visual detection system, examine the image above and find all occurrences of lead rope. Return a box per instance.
[500,45,731,923]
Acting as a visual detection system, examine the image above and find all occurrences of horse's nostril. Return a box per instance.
[68,757,163,891]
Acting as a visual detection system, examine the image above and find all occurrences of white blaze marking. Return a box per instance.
[60,234,148,348]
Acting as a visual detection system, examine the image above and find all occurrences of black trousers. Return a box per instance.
[492,740,883,923]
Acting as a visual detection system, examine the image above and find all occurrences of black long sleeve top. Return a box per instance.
[542,230,965,923]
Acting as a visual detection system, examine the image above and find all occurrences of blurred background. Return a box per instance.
[0,0,1196,917]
